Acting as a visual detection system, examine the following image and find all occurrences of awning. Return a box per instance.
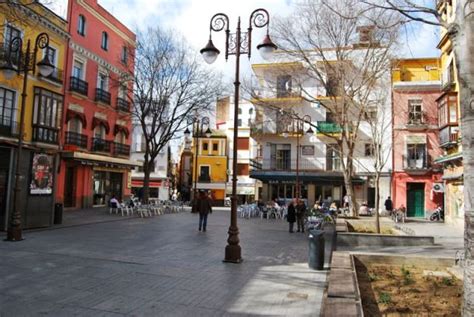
[62,151,140,168]
[131,179,163,188]
[226,186,256,195]
[66,109,87,128]
[92,117,110,134]
[249,171,364,184]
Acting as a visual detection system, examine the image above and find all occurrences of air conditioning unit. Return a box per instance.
[433,183,444,193]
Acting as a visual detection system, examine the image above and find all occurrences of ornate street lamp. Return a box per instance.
[1,32,54,241]
[201,9,277,263]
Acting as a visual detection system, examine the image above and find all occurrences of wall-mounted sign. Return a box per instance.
[30,153,53,195]
[301,145,315,156]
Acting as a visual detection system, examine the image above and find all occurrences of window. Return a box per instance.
[94,125,106,139]
[44,47,56,66]
[408,99,423,124]
[212,143,218,151]
[77,15,86,35]
[4,24,21,65]
[72,60,84,79]
[406,144,426,168]
[119,84,127,99]
[238,119,242,127]
[249,108,253,114]
[101,32,108,50]
[97,72,108,91]
[68,117,82,133]
[32,88,62,143]
[237,164,249,176]
[277,75,292,98]
[238,108,242,114]
[202,142,208,151]
[121,46,128,64]
[115,131,126,143]
[365,143,374,157]
[326,145,341,171]
[0,87,17,134]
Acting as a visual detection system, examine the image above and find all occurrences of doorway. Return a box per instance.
[64,166,75,207]
[367,188,375,208]
[407,183,425,217]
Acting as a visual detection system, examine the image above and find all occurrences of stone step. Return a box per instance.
[327,268,356,298]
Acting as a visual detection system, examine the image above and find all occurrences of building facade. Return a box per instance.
[130,122,170,201]
[55,0,136,209]
[434,0,464,224]
[0,2,69,230]
[216,96,258,204]
[391,58,444,217]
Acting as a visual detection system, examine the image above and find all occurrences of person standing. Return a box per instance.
[384,196,393,214]
[197,191,212,232]
[287,199,296,233]
[296,200,307,233]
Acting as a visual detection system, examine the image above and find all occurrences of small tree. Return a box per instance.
[127,27,222,203]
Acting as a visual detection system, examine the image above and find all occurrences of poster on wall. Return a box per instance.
[301,145,315,156]
[30,153,53,195]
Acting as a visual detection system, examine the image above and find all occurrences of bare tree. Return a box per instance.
[251,0,399,215]
[125,27,223,203]
[0,1,55,35]
[334,0,474,314]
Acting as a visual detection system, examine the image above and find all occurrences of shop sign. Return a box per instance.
[127,172,132,188]
[30,153,53,195]
[301,145,314,156]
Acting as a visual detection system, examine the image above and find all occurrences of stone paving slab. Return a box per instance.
[329,252,352,270]
[0,210,326,316]
[327,269,356,299]
[322,297,358,317]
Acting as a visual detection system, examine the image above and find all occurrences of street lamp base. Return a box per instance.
[5,227,23,241]
[223,244,242,263]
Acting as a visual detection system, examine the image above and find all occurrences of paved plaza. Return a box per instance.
[0,209,326,316]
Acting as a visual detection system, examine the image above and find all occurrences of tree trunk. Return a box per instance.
[142,159,151,204]
[374,172,381,234]
[455,2,474,314]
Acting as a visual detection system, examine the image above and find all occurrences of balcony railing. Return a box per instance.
[69,76,88,96]
[91,138,112,153]
[0,116,19,137]
[40,68,64,84]
[439,126,460,147]
[407,112,428,128]
[95,88,111,105]
[65,131,88,148]
[32,125,59,144]
[316,121,343,134]
[117,97,130,112]
[252,87,302,100]
[250,159,322,171]
[113,142,130,156]
[403,154,430,170]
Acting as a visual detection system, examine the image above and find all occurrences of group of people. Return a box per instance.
[286,199,307,233]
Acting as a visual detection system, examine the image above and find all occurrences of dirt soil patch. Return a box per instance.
[347,222,396,235]
[355,258,462,316]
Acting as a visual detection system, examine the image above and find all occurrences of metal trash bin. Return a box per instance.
[308,229,325,270]
[54,203,63,225]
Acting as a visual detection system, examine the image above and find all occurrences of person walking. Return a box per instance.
[296,200,307,233]
[384,196,393,214]
[197,191,212,232]
[287,199,296,233]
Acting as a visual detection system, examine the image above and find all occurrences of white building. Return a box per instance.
[130,123,170,200]
[216,96,259,203]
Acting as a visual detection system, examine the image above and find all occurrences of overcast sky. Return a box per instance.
[47,0,440,83]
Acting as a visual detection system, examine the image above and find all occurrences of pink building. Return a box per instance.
[391,58,444,217]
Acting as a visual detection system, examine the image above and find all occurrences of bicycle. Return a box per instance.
[390,208,405,223]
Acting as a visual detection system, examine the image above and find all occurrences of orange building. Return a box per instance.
[391,58,444,217]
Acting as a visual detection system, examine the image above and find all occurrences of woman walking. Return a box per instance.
[287,199,296,233]
[197,191,212,232]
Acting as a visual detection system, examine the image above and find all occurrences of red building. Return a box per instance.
[56,0,136,208]
[391,58,444,218]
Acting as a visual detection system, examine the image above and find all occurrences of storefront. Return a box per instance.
[131,179,169,201]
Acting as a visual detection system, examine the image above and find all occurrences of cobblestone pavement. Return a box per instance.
[0,210,326,316]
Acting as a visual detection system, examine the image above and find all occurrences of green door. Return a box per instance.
[407,183,425,217]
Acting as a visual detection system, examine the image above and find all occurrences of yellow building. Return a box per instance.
[191,130,228,205]
[0,1,69,230]
[434,0,464,224]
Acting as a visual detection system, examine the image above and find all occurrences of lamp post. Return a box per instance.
[1,33,55,241]
[184,116,211,204]
[201,9,277,263]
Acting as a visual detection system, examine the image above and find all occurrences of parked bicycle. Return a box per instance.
[429,206,444,221]
[390,207,405,223]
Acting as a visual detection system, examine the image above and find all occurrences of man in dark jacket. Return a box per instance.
[296,200,307,233]
[197,191,213,232]
[287,199,296,233]
[384,196,393,214]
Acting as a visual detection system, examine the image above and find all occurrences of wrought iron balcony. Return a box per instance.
[113,142,130,156]
[403,154,431,172]
[91,138,112,153]
[69,76,88,96]
[0,116,19,138]
[116,97,130,112]
[406,112,428,129]
[65,131,88,148]
[32,125,59,144]
[95,88,111,105]
[250,159,321,171]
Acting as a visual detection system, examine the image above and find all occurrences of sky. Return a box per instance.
[46,0,440,84]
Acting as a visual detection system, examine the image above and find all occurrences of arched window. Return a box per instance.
[68,117,82,133]
[94,125,106,139]
[115,131,126,144]
[77,15,86,36]
[101,32,108,50]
